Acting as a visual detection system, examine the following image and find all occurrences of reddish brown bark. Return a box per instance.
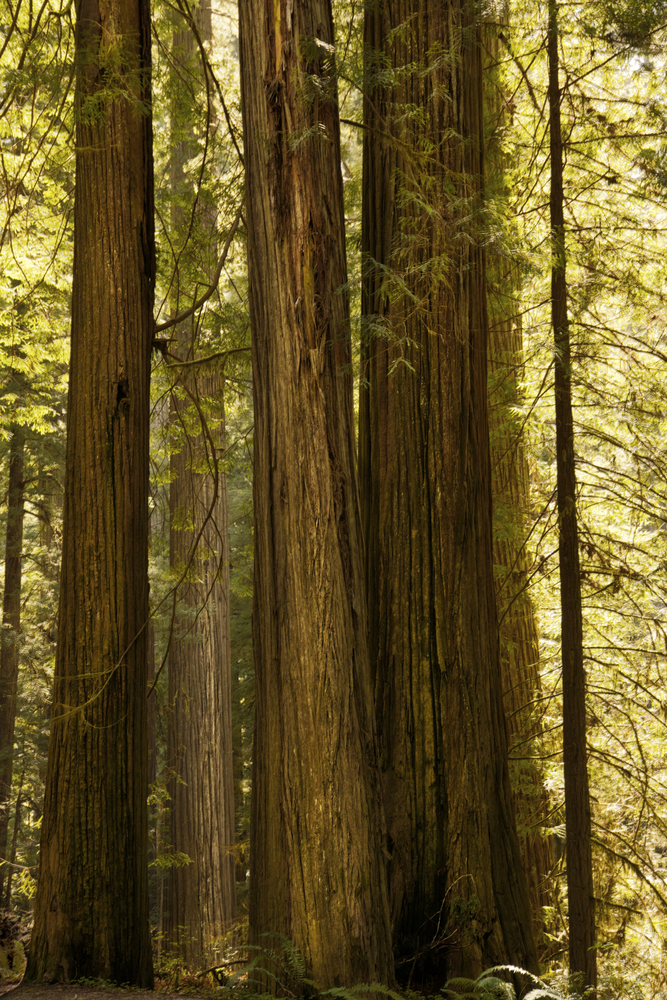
[163,3,236,968]
[239,0,394,983]
[359,0,537,981]
[0,424,25,902]
[24,0,154,980]
[165,378,236,969]
[483,19,554,952]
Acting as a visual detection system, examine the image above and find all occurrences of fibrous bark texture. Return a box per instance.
[483,19,553,951]
[360,0,537,981]
[547,1,596,990]
[0,423,25,902]
[25,0,154,981]
[163,2,236,969]
[165,377,236,969]
[239,0,394,984]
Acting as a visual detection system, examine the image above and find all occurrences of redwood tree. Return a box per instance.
[483,18,553,950]
[0,423,25,902]
[164,3,236,969]
[238,0,394,983]
[24,0,154,980]
[166,375,236,968]
[359,0,537,980]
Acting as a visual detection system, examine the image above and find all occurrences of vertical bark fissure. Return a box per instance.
[547,3,596,990]
[0,423,25,903]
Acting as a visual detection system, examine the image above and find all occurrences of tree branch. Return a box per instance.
[153,207,242,335]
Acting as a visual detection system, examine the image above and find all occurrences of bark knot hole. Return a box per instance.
[116,377,129,406]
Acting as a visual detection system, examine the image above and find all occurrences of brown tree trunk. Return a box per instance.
[24,0,154,980]
[4,775,23,909]
[359,0,537,982]
[147,618,157,789]
[238,0,394,984]
[483,19,553,952]
[163,3,236,968]
[165,377,236,968]
[0,424,25,903]
[232,661,248,887]
[147,511,157,790]
[547,2,596,991]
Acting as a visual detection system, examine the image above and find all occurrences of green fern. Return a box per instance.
[322,983,412,1000]
[441,965,568,1000]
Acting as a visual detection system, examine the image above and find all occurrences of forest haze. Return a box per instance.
[2,0,667,994]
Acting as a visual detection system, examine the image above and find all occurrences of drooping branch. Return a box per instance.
[153,207,241,335]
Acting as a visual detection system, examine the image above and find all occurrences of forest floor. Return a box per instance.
[0,982,219,1000]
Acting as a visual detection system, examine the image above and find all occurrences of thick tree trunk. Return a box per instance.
[547,2,596,991]
[24,0,154,980]
[483,20,553,951]
[0,424,25,902]
[359,0,537,982]
[239,0,394,984]
[165,377,236,969]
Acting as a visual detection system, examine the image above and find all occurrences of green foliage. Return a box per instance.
[222,933,307,997]
[151,850,193,871]
[497,0,667,984]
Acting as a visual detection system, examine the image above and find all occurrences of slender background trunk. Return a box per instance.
[0,423,25,902]
[166,376,236,968]
[164,2,236,969]
[548,2,596,990]
[483,18,553,952]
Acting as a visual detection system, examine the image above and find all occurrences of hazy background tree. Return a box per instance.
[483,15,554,954]
[0,422,25,903]
[161,0,236,968]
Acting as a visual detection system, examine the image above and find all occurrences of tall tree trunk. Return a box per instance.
[147,510,158,790]
[232,661,248,887]
[163,2,236,969]
[238,0,395,984]
[483,19,553,951]
[4,774,23,909]
[0,424,25,902]
[359,0,537,982]
[165,378,236,968]
[547,2,596,990]
[24,0,154,979]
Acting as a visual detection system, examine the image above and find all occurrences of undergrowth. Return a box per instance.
[153,937,643,1000]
